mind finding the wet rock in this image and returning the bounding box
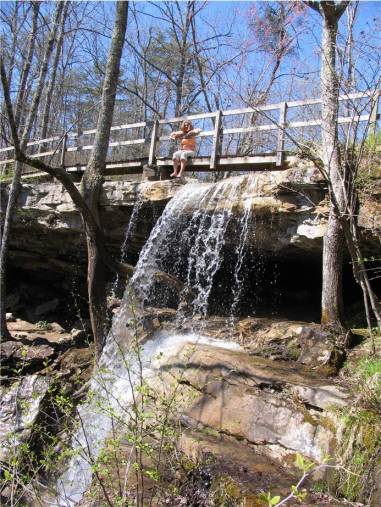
[157,343,349,465]
[6,313,16,322]
[0,374,51,462]
[7,169,379,277]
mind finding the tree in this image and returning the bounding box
[80,0,129,357]
[1,2,186,356]
[306,1,349,329]
[0,1,64,339]
[300,1,381,334]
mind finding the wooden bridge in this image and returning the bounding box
[0,90,379,179]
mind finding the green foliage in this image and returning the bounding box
[332,406,381,502]
[365,129,381,150]
[36,320,51,331]
[356,357,381,379]
[259,491,281,506]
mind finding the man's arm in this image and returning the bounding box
[169,130,184,140]
[183,128,202,138]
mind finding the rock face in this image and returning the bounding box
[0,375,52,462]
[3,179,183,275]
[3,167,379,280]
[159,341,348,464]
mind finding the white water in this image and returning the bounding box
[112,185,145,295]
[56,175,259,505]
[55,323,241,506]
[230,176,259,322]
[132,175,259,319]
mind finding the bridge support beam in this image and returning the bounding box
[148,119,159,167]
[210,110,222,170]
[276,102,288,167]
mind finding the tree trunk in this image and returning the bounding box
[0,2,63,339]
[80,0,128,357]
[319,11,346,329]
[14,2,40,128]
[39,2,69,141]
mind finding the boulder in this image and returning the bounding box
[156,342,349,465]
[0,375,51,462]
[188,316,346,373]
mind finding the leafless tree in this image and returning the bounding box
[0,1,64,339]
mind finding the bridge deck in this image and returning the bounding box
[60,154,298,176]
[0,89,379,179]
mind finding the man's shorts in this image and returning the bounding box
[172,150,196,161]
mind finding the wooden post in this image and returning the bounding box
[276,102,287,167]
[369,90,380,140]
[210,110,222,170]
[60,134,67,169]
[148,119,159,167]
[75,125,83,169]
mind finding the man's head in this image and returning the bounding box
[181,120,193,132]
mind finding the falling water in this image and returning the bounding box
[131,176,257,319]
[120,189,144,263]
[111,186,145,296]
[55,319,241,506]
[55,175,260,505]
[229,176,259,321]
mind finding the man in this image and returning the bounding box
[170,120,201,178]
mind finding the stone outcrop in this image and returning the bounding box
[0,317,94,469]
[2,166,380,279]
[0,374,52,462]
[157,341,348,463]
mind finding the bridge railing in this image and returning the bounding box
[0,89,379,176]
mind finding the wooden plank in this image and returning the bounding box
[222,104,282,116]
[158,130,214,142]
[158,111,217,125]
[0,145,16,153]
[224,125,277,135]
[61,134,67,168]
[148,119,159,166]
[276,102,288,166]
[82,121,146,136]
[156,155,279,167]
[65,160,145,174]
[210,110,222,170]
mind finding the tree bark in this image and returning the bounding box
[14,2,40,128]
[39,2,69,141]
[80,0,128,357]
[317,3,348,328]
[0,2,63,339]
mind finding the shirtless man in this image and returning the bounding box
[169,120,201,178]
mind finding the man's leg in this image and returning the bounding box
[171,155,180,177]
[178,158,187,177]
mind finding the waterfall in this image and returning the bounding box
[55,324,241,506]
[111,185,144,296]
[55,175,259,505]
[230,176,259,322]
[131,175,258,319]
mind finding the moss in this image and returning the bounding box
[331,407,381,503]
[210,475,267,506]
[286,343,301,360]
